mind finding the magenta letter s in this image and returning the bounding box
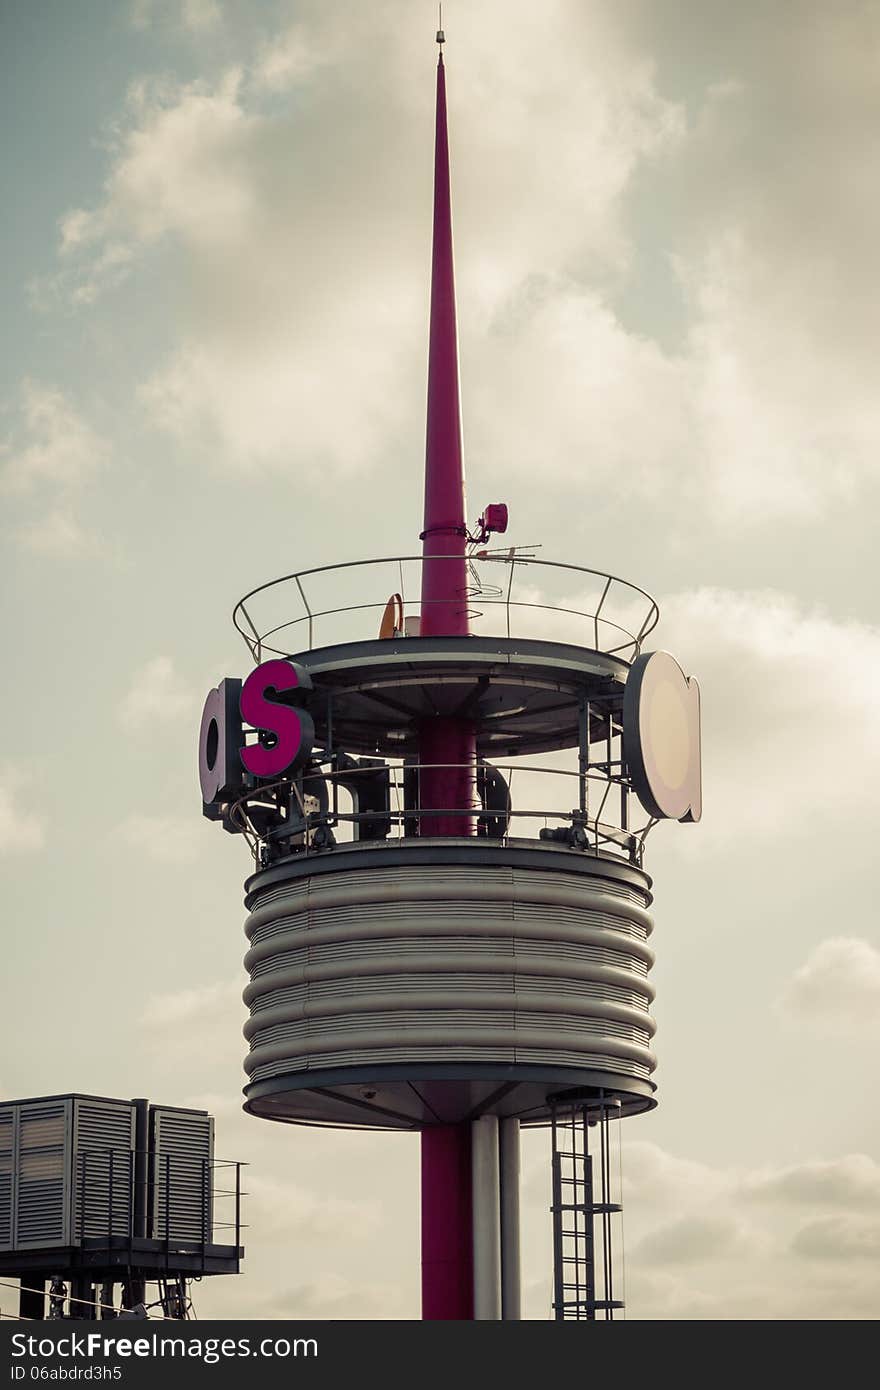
[239,660,314,778]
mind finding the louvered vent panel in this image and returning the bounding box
[0,1108,13,1250]
[15,1102,69,1248]
[151,1109,213,1243]
[73,1100,135,1241]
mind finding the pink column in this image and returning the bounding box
[421,1123,474,1320]
[418,47,478,1320]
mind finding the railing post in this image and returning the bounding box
[201,1156,208,1275]
[165,1152,171,1272]
[235,1163,241,1261]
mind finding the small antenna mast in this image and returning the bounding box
[437,5,445,48]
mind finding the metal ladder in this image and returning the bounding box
[551,1098,624,1320]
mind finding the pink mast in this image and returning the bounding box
[420,44,468,642]
[418,38,477,844]
[418,34,477,1321]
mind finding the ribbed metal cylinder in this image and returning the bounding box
[241,843,655,1127]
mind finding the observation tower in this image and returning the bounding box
[197,30,701,1321]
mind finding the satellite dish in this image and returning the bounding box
[623,650,702,822]
[379,593,404,639]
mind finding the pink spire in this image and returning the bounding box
[418,32,478,1325]
[420,48,469,638]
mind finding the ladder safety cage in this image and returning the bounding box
[551,1096,625,1321]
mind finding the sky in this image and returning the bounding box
[1,0,879,1321]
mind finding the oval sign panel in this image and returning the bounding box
[623,651,701,822]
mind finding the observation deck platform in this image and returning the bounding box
[223,553,663,1131]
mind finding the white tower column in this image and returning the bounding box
[500,1117,521,1320]
[471,1115,502,1319]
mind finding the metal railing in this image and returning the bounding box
[76,1149,245,1273]
[226,757,657,869]
[232,553,659,663]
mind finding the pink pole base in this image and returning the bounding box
[418,719,478,838]
[421,1123,474,1320]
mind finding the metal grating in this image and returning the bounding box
[73,1099,136,1241]
[151,1109,214,1244]
[15,1102,69,1248]
[0,1108,13,1248]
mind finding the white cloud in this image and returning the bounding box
[115,811,205,864]
[137,976,246,1077]
[603,1142,880,1319]
[778,938,880,1036]
[792,1216,880,1263]
[60,69,257,269]
[1,381,107,493]
[118,655,195,730]
[0,773,46,854]
[466,284,690,501]
[253,23,325,92]
[130,0,222,34]
[17,509,91,557]
[54,3,686,475]
[743,1153,880,1210]
[481,583,879,848]
[654,588,880,844]
[44,1,880,526]
[623,1139,728,1208]
[0,381,110,556]
[636,1212,758,1266]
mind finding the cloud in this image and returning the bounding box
[654,588,880,845]
[635,1212,757,1266]
[0,381,111,556]
[117,655,195,730]
[59,69,257,276]
[1,381,107,493]
[253,22,327,92]
[115,811,205,864]
[42,1,880,525]
[480,582,879,849]
[0,773,46,854]
[743,1153,880,1210]
[623,1140,728,1208]
[246,1174,380,1242]
[777,938,880,1036]
[233,1274,410,1321]
[130,0,222,35]
[610,1141,880,1318]
[140,976,243,1029]
[626,2,880,519]
[53,3,685,474]
[17,509,91,557]
[138,975,246,1072]
[792,1216,880,1263]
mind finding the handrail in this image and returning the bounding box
[231,553,659,663]
[224,758,654,870]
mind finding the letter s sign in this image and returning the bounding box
[240,659,315,779]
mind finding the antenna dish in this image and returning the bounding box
[379,593,404,639]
